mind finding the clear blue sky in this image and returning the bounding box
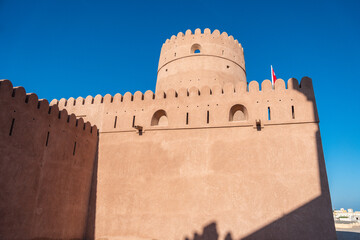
[1,0,359,210]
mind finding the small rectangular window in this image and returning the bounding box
[114,116,117,128]
[9,118,15,136]
[73,141,77,156]
[268,107,271,120]
[292,106,295,119]
[45,131,50,146]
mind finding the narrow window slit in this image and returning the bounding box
[186,112,189,125]
[114,116,117,128]
[292,105,295,119]
[9,118,15,136]
[132,116,135,127]
[207,111,209,124]
[268,107,271,120]
[73,141,77,156]
[45,131,50,146]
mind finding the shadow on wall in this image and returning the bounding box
[184,222,225,240]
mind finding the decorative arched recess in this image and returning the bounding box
[151,110,168,126]
[229,104,248,121]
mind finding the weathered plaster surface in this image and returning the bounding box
[0,28,336,240]
[0,80,98,239]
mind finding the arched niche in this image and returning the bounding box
[229,104,248,122]
[151,110,168,126]
[191,43,201,54]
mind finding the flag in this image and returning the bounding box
[271,65,277,86]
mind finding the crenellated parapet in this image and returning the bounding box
[156,28,246,92]
[51,77,318,134]
[0,80,98,136]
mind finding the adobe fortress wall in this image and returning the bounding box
[52,77,335,239]
[0,80,98,240]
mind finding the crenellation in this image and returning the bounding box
[0,79,13,96]
[94,94,103,104]
[59,98,67,108]
[104,94,113,103]
[68,113,77,125]
[165,88,177,98]
[288,77,299,90]
[113,93,123,102]
[49,98,58,106]
[189,86,200,97]
[249,81,259,92]
[53,78,318,134]
[76,96,85,105]
[12,86,26,100]
[38,99,49,112]
[275,78,286,92]
[261,79,272,92]
[67,97,76,106]
[134,91,143,101]
[155,90,165,99]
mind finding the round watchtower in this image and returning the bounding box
[156,28,246,92]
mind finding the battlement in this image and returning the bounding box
[0,80,97,136]
[52,78,314,107]
[51,77,317,133]
[156,28,247,91]
[159,28,244,69]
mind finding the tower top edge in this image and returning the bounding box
[162,28,243,49]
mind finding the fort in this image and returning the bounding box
[0,28,336,239]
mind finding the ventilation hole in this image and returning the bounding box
[268,107,271,120]
[226,65,230,68]
[166,69,168,72]
[207,111,209,124]
[45,131,50,146]
[186,112,189,125]
[114,116,117,128]
[73,141,77,156]
[132,116,135,127]
[191,43,201,54]
[292,106,295,119]
[9,118,15,136]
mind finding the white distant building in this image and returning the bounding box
[333,208,360,223]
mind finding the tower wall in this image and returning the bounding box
[156,29,246,92]
[0,80,98,239]
[53,78,336,240]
